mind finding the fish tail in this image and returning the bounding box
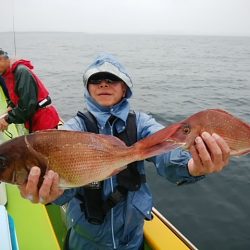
[133,123,182,160]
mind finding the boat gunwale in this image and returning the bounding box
[152,207,198,250]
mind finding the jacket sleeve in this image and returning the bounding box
[6,65,38,124]
[137,112,205,185]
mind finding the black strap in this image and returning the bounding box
[102,186,127,214]
[76,186,105,225]
[77,111,99,133]
[113,112,143,191]
[37,96,51,109]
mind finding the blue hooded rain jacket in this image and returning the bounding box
[54,53,203,250]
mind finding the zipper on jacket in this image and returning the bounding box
[110,178,117,249]
[110,119,117,249]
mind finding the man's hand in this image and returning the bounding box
[19,166,64,204]
[0,117,9,131]
[188,132,230,176]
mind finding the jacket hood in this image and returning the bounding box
[84,89,130,129]
[83,53,133,99]
[82,53,132,128]
[11,59,34,72]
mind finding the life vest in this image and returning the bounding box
[2,59,60,131]
[75,111,146,225]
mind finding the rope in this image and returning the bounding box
[12,0,17,56]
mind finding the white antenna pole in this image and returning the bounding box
[12,0,17,56]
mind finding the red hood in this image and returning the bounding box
[11,59,34,72]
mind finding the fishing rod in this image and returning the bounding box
[12,0,17,56]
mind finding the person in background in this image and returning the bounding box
[19,53,230,250]
[0,49,60,133]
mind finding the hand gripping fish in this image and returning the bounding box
[169,109,250,156]
[0,109,249,188]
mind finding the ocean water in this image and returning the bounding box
[1,32,250,250]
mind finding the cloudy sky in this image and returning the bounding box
[1,0,250,36]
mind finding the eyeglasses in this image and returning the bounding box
[88,78,121,85]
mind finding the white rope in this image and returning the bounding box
[12,0,17,56]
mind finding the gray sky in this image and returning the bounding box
[1,0,250,36]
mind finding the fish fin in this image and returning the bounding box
[108,165,127,177]
[58,184,79,189]
[135,141,183,160]
[208,109,233,115]
[95,134,126,147]
[133,123,180,151]
[131,123,182,160]
[58,177,80,189]
[230,149,250,156]
[33,129,127,145]
[135,123,181,149]
[209,109,250,131]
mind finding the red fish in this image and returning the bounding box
[168,109,250,156]
[0,109,248,188]
[0,124,179,188]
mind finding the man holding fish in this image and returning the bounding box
[18,54,231,250]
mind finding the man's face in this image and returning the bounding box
[88,79,127,107]
[0,56,10,74]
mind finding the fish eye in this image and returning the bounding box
[183,124,191,134]
[0,156,7,169]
